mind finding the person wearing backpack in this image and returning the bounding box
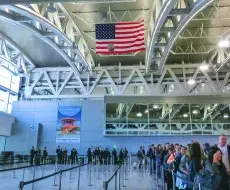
[188,142,202,189]
[205,146,229,190]
[176,146,188,190]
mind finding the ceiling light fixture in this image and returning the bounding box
[187,79,195,85]
[145,109,149,113]
[183,113,188,118]
[223,114,229,118]
[218,39,230,48]
[137,112,142,117]
[192,110,198,114]
[153,105,159,109]
[200,63,209,71]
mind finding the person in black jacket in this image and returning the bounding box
[87,148,92,163]
[43,147,48,164]
[70,148,75,165]
[63,148,68,164]
[56,146,61,164]
[30,146,35,165]
[119,148,124,164]
[188,142,202,189]
[205,146,230,190]
[112,148,117,165]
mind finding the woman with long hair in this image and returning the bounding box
[205,146,229,190]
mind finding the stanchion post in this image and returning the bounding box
[88,163,93,187]
[156,161,159,188]
[32,165,36,190]
[58,171,62,190]
[172,171,176,190]
[52,163,58,186]
[118,167,121,190]
[77,165,81,190]
[97,160,100,180]
[13,170,16,179]
[115,171,117,190]
[19,181,24,190]
[22,168,25,181]
[161,166,165,190]
[103,181,108,190]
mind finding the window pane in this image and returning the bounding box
[0,67,11,89]
[0,90,8,102]
[7,104,12,114]
[0,101,7,112]
[11,75,20,93]
[9,94,17,104]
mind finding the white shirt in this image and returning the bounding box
[218,145,230,171]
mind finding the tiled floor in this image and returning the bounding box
[0,163,161,190]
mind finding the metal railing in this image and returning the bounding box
[103,156,130,190]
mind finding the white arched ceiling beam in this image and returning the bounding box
[0,32,35,75]
[29,3,95,70]
[146,0,215,74]
[0,5,89,92]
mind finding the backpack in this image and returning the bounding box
[193,172,221,190]
[173,155,182,172]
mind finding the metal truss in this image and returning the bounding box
[171,42,216,55]
[146,0,215,74]
[30,3,95,69]
[0,32,35,75]
[24,63,230,99]
[104,123,227,136]
[0,4,92,78]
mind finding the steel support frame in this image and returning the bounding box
[146,0,215,74]
[104,123,226,136]
[0,4,92,76]
[24,63,230,99]
[0,32,35,75]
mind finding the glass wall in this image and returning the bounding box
[105,103,230,136]
[0,67,20,114]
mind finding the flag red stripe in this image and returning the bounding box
[115,33,144,39]
[96,43,145,49]
[96,48,146,55]
[115,23,144,30]
[96,37,144,45]
[115,28,144,35]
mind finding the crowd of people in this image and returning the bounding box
[137,134,230,190]
[29,146,48,165]
[87,147,128,164]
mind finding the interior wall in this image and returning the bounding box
[6,99,225,155]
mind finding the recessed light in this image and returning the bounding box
[153,105,158,109]
[223,114,229,118]
[200,64,209,71]
[137,112,142,117]
[187,79,195,85]
[192,110,198,114]
[183,113,188,118]
[218,40,230,48]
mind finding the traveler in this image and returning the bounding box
[30,146,35,165]
[43,147,48,164]
[56,146,61,164]
[87,148,92,163]
[205,146,229,190]
[218,134,230,175]
[188,142,202,189]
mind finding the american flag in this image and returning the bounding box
[95,20,145,55]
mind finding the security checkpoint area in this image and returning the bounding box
[0,0,230,189]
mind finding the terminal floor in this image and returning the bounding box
[0,164,159,190]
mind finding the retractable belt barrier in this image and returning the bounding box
[18,157,94,190]
[103,156,130,190]
[145,158,208,190]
